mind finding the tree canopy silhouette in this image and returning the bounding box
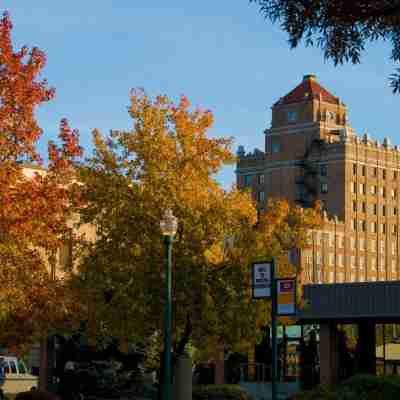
[251,0,400,93]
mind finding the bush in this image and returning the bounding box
[288,385,336,400]
[290,374,400,400]
[338,374,400,400]
[193,384,253,400]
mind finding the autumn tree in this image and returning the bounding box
[77,90,321,373]
[0,11,82,353]
[250,0,400,93]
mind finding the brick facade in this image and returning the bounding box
[236,74,400,283]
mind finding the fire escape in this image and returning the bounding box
[295,138,327,208]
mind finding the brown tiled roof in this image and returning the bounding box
[276,75,339,106]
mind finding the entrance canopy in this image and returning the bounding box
[298,281,400,322]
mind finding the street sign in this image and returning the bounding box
[252,262,272,299]
[277,279,296,316]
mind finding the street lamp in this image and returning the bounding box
[160,209,178,400]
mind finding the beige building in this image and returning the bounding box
[236,74,400,284]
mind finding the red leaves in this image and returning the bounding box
[0,12,55,163]
[48,119,82,172]
[0,12,83,349]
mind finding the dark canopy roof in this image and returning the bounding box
[298,281,400,322]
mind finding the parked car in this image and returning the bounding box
[0,356,38,394]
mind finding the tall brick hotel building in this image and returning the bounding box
[236,74,400,284]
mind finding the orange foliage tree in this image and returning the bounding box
[0,12,82,351]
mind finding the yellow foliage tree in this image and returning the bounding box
[77,90,321,365]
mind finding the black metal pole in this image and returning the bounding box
[163,235,173,400]
[271,258,278,400]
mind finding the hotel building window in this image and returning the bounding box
[258,174,265,185]
[373,167,377,177]
[353,201,357,212]
[371,185,377,195]
[272,139,280,153]
[352,182,357,193]
[350,237,356,249]
[392,242,396,256]
[380,260,386,272]
[328,232,334,247]
[380,240,385,254]
[362,202,366,213]
[371,222,377,233]
[244,175,253,185]
[371,258,377,270]
[382,205,386,216]
[373,204,377,215]
[352,219,357,231]
[353,164,357,175]
[392,259,397,273]
[383,169,386,180]
[287,110,297,122]
[371,239,376,252]
[360,257,365,269]
[362,165,366,176]
[359,238,365,251]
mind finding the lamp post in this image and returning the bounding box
[160,209,178,400]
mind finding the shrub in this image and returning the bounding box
[290,374,400,400]
[338,374,400,400]
[193,384,253,400]
[288,385,336,400]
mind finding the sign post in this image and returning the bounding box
[270,259,278,400]
[252,259,296,400]
[251,262,271,299]
[277,279,297,316]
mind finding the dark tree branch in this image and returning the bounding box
[250,0,400,94]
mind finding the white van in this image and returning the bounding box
[0,356,38,394]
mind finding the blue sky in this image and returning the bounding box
[3,1,399,188]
